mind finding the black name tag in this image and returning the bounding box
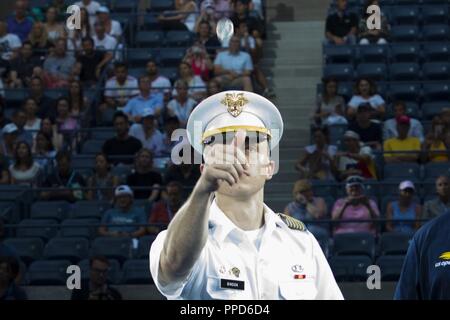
[220,279,245,290]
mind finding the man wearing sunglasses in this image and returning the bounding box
[150,91,343,300]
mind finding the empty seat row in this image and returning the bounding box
[134,31,195,48]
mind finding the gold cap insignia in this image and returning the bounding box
[221,93,249,117]
[231,267,240,278]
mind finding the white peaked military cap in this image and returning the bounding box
[186,91,284,153]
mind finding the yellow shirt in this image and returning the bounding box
[383,137,421,158]
[429,141,449,162]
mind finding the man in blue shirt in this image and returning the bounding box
[123,75,163,123]
[98,185,147,238]
[394,211,450,300]
[7,1,34,42]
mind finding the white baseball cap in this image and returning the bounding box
[399,180,415,191]
[115,185,134,197]
[96,6,110,14]
[2,123,19,134]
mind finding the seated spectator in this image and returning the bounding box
[123,75,164,123]
[284,179,328,234]
[386,180,421,234]
[335,130,377,180]
[206,78,221,97]
[7,0,34,42]
[92,22,117,62]
[296,127,337,180]
[23,98,41,136]
[214,35,253,92]
[28,77,55,119]
[45,0,69,20]
[104,62,139,110]
[9,41,42,88]
[0,124,20,157]
[0,156,10,184]
[423,175,450,221]
[231,0,264,40]
[32,131,56,169]
[74,37,108,86]
[55,97,78,133]
[147,181,185,234]
[314,77,346,126]
[43,6,66,43]
[200,0,232,20]
[164,148,200,187]
[421,116,449,163]
[0,21,22,61]
[0,219,17,257]
[11,110,33,146]
[358,0,390,45]
[74,0,101,27]
[71,255,122,300]
[347,78,385,120]
[86,152,119,202]
[43,38,76,88]
[95,6,122,39]
[40,150,86,202]
[167,79,198,128]
[102,112,142,165]
[325,0,357,45]
[196,20,221,57]
[39,117,63,151]
[9,141,41,186]
[129,109,165,157]
[161,116,181,156]
[383,115,420,163]
[348,103,382,150]
[145,59,171,99]
[157,0,198,32]
[67,7,91,53]
[184,44,213,82]
[68,80,90,120]
[0,256,27,300]
[27,22,51,54]
[98,185,147,238]
[383,101,424,142]
[331,175,380,235]
[176,62,207,101]
[126,148,162,201]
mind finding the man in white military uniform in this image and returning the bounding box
[149,91,343,300]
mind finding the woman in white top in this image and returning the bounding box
[167,79,198,128]
[44,6,67,43]
[314,78,346,126]
[347,78,386,120]
[23,98,42,138]
[158,0,198,32]
[9,141,42,187]
[175,61,207,101]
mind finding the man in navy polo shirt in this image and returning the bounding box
[325,0,358,45]
[7,0,33,42]
[394,211,450,299]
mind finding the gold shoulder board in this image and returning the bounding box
[277,213,307,231]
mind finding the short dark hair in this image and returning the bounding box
[166,181,183,192]
[81,37,94,46]
[165,116,180,125]
[22,40,32,47]
[114,61,128,70]
[112,111,129,123]
[56,150,71,163]
[90,255,110,268]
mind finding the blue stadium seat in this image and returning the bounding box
[357,45,388,63]
[332,232,375,258]
[388,6,419,25]
[328,124,348,145]
[311,180,337,198]
[82,140,104,155]
[3,238,44,266]
[137,235,157,259]
[27,260,71,285]
[310,228,329,257]
[165,31,194,47]
[122,259,153,284]
[4,89,27,108]
[423,43,450,62]
[159,48,186,67]
[423,162,450,182]
[128,49,159,68]
[422,25,450,42]
[135,31,164,47]
[329,255,373,281]
[422,5,449,24]
[323,64,354,81]
[383,163,420,180]
[17,219,59,242]
[390,25,420,42]
[140,15,160,31]
[43,237,90,263]
[78,258,122,284]
[388,63,420,81]
[379,232,411,255]
[422,62,450,80]
[422,101,450,120]
[91,128,116,140]
[30,201,70,222]
[376,255,405,281]
[72,155,94,170]
[111,0,137,13]
[0,202,18,224]
[71,201,111,220]
[60,218,100,239]
[337,82,354,101]
[389,43,420,62]
[128,67,145,79]
[356,63,387,81]
[324,45,354,63]
[388,82,420,102]
[151,0,175,11]
[111,165,133,181]
[91,237,132,263]
[159,67,178,82]
[422,83,450,102]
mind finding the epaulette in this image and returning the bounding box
[277,213,307,231]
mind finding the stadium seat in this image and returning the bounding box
[111,0,137,13]
[159,67,178,82]
[43,237,90,263]
[357,45,388,63]
[122,259,153,284]
[3,238,44,266]
[309,228,329,257]
[323,64,354,81]
[329,255,373,281]
[376,255,405,281]
[422,62,450,80]
[311,180,337,198]
[388,82,420,102]
[111,165,133,181]
[423,43,450,62]
[91,237,133,263]
[333,232,375,258]
[328,124,347,145]
[127,49,159,68]
[159,48,186,67]
[136,235,157,259]
[60,218,100,239]
[140,15,160,31]
[151,0,175,11]
[81,140,104,155]
[16,219,59,242]
[383,163,420,180]
[388,63,420,81]
[356,63,387,81]
[389,43,420,62]
[379,232,411,255]
[165,31,194,47]
[422,83,450,102]
[71,201,111,220]
[78,258,122,284]
[72,155,94,170]
[128,67,145,79]
[422,5,449,24]
[388,6,419,25]
[30,201,70,222]
[422,25,450,42]
[422,101,450,120]
[390,25,419,42]
[27,260,72,285]
[324,45,354,63]
[135,31,164,47]
[4,89,27,108]
[337,82,354,101]
[423,162,450,182]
